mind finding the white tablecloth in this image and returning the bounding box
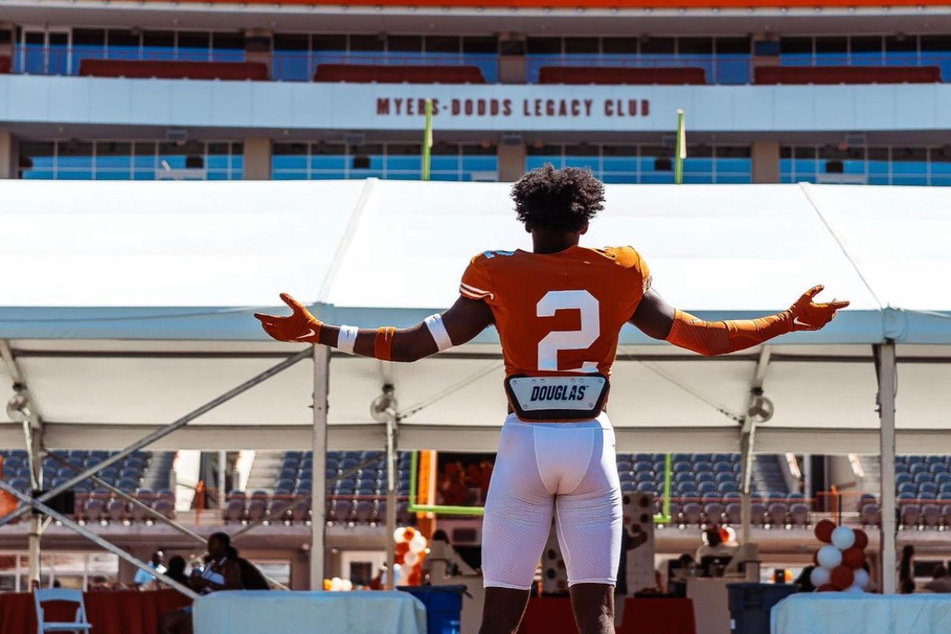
[193,591,427,634]
[772,594,951,634]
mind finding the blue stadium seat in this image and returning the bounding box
[914,472,933,484]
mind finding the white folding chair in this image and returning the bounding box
[33,588,93,634]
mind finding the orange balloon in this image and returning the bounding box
[395,542,410,560]
[816,584,836,593]
[814,519,836,543]
[407,570,421,586]
[852,529,869,551]
[842,547,865,570]
[830,565,854,591]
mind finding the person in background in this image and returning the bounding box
[134,550,166,589]
[159,533,242,634]
[794,566,816,592]
[165,556,189,587]
[924,564,951,593]
[422,530,476,583]
[695,527,736,561]
[898,544,915,592]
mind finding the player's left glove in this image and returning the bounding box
[788,285,850,331]
[254,293,322,343]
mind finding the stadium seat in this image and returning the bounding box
[703,502,724,524]
[922,504,941,528]
[681,503,702,526]
[861,503,882,526]
[725,503,742,525]
[750,503,767,525]
[900,504,921,528]
[754,65,941,85]
[767,503,788,526]
[538,66,706,85]
[314,64,486,84]
[106,498,128,523]
[269,496,292,523]
[79,59,269,81]
[788,503,809,526]
[899,483,918,495]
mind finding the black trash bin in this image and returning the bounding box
[398,584,467,634]
[727,583,798,634]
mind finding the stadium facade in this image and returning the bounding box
[3,1,951,185]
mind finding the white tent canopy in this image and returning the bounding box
[1,180,950,454]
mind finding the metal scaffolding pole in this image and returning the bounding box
[0,348,311,529]
[740,347,771,544]
[385,413,398,591]
[0,478,199,599]
[876,341,898,595]
[310,345,330,590]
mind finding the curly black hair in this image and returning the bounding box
[511,164,605,232]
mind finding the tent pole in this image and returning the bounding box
[385,412,398,590]
[0,478,200,599]
[218,451,227,511]
[1,339,46,587]
[876,341,897,595]
[310,345,330,590]
[740,347,771,544]
[0,348,312,529]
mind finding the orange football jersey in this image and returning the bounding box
[459,246,651,378]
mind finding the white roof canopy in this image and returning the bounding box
[1,180,949,453]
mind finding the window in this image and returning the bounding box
[19,140,242,180]
[272,142,496,181]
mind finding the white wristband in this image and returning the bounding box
[424,314,453,352]
[337,325,359,355]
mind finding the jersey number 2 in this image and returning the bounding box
[536,290,600,373]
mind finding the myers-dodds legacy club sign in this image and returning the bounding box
[376,96,650,119]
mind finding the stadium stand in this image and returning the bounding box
[537,66,706,85]
[313,64,486,84]
[754,65,941,85]
[0,449,170,524]
[78,60,269,81]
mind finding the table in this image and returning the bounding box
[772,594,951,634]
[0,589,191,634]
[518,596,697,634]
[192,590,427,634]
[686,578,733,634]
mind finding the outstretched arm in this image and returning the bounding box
[630,285,849,357]
[254,293,494,362]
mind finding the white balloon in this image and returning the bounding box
[817,545,843,569]
[404,550,420,566]
[845,584,865,593]
[831,526,856,550]
[853,568,870,590]
[810,566,831,588]
[393,527,408,543]
[409,533,428,554]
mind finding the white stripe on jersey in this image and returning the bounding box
[460,282,494,300]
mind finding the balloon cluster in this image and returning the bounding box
[323,577,355,591]
[393,526,429,586]
[810,520,870,593]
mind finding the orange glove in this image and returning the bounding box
[667,285,849,356]
[254,293,322,343]
[788,285,850,331]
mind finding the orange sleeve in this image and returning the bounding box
[459,253,495,303]
[666,309,793,357]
